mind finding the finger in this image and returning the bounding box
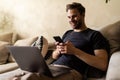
[56,45,61,49]
[59,43,64,45]
[65,40,71,44]
[12,77,21,80]
[57,46,65,49]
[14,72,26,77]
[55,42,59,45]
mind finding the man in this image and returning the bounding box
[10,2,109,80]
[52,2,110,78]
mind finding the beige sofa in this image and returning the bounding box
[0,32,18,74]
[87,20,120,80]
[0,20,120,80]
[101,21,120,80]
[0,33,48,74]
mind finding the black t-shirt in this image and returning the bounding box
[53,28,110,77]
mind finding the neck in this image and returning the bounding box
[74,26,88,32]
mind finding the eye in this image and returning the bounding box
[67,16,71,19]
[72,15,77,18]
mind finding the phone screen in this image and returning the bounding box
[53,36,63,43]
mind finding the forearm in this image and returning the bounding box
[52,50,61,59]
[73,48,108,71]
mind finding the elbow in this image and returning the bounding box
[52,52,59,60]
[101,57,109,71]
[52,55,57,60]
[101,62,108,71]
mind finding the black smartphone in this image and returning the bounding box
[53,36,63,43]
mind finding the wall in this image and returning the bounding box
[0,0,120,42]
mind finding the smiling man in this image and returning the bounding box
[52,2,110,79]
[9,2,110,80]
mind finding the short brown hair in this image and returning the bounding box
[66,2,85,15]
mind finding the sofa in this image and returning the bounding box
[0,20,120,80]
[0,32,18,74]
[86,20,120,80]
[0,33,48,74]
[101,21,120,80]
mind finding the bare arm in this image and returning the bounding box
[55,41,108,71]
[52,49,61,59]
[73,48,108,71]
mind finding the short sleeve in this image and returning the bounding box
[62,30,73,40]
[91,31,110,53]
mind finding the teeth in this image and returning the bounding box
[72,23,75,25]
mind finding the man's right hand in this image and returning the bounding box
[52,42,65,59]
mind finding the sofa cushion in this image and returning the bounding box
[14,36,38,46]
[106,51,120,80]
[8,53,15,62]
[100,20,120,55]
[0,62,18,74]
[12,33,18,44]
[42,36,48,58]
[0,32,13,43]
[0,41,11,64]
[31,36,48,58]
[8,36,38,62]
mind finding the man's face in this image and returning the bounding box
[67,9,84,29]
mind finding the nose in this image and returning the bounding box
[69,17,74,22]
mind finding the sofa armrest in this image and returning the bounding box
[0,62,18,74]
[106,51,120,80]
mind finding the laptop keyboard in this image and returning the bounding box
[48,65,72,77]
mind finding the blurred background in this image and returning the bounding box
[0,0,120,42]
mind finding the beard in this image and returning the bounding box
[70,20,82,29]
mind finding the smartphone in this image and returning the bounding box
[53,36,63,43]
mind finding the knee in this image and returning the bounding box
[21,73,40,80]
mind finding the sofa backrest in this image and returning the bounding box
[100,20,120,55]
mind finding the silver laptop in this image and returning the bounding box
[7,46,71,77]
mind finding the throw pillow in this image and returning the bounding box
[0,32,13,43]
[0,41,11,64]
[8,36,38,62]
[12,33,18,44]
[31,36,48,58]
[42,36,48,57]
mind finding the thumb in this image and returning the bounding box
[65,40,70,44]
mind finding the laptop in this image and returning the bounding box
[7,46,71,77]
